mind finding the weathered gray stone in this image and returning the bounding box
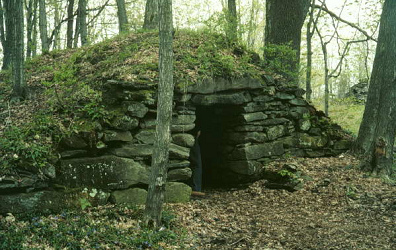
[60,150,88,159]
[0,189,109,214]
[174,94,192,102]
[192,92,251,105]
[279,136,298,148]
[169,144,190,159]
[333,140,352,150]
[104,130,133,142]
[171,124,195,132]
[240,112,268,123]
[306,150,325,157]
[289,107,310,119]
[0,176,48,194]
[242,102,269,113]
[289,99,308,106]
[228,132,268,144]
[124,102,149,118]
[187,77,263,94]
[252,95,273,102]
[275,92,295,100]
[172,133,195,147]
[231,142,284,160]
[253,118,290,126]
[111,144,153,158]
[165,182,191,203]
[167,168,192,181]
[62,134,88,149]
[233,125,264,132]
[299,119,311,131]
[228,161,262,175]
[135,129,156,144]
[308,127,322,136]
[172,114,196,125]
[168,160,190,169]
[140,118,156,129]
[111,116,139,130]
[297,133,328,148]
[266,125,286,141]
[110,188,147,205]
[58,156,148,189]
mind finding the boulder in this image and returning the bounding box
[0,189,109,214]
[60,150,88,159]
[333,140,352,150]
[171,124,195,132]
[110,188,147,205]
[62,134,87,149]
[228,161,262,175]
[289,99,308,106]
[192,92,251,106]
[0,176,48,194]
[169,144,190,159]
[231,142,284,160]
[239,112,268,123]
[58,156,148,189]
[228,132,268,144]
[266,125,286,141]
[124,102,149,118]
[135,129,156,144]
[172,133,195,147]
[172,114,196,125]
[233,125,265,132]
[299,119,311,131]
[165,182,191,203]
[104,130,133,142]
[297,133,328,148]
[111,144,153,158]
[275,92,295,100]
[167,168,192,181]
[110,115,139,130]
[168,160,190,169]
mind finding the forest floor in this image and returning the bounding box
[170,154,396,249]
[1,155,395,249]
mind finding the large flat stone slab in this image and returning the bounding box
[187,77,264,94]
[58,156,148,189]
[231,142,284,160]
[192,91,252,106]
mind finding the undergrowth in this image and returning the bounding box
[0,206,186,249]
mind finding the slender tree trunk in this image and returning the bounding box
[0,0,6,64]
[10,0,26,99]
[73,3,80,48]
[227,0,237,42]
[39,0,48,52]
[305,0,315,101]
[25,0,38,58]
[53,0,61,49]
[78,0,88,46]
[116,0,128,34]
[353,0,396,177]
[143,0,159,30]
[2,0,13,70]
[264,0,310,73]
[32,6,38,57]
[144,0,174,227]
[66,0,74,48]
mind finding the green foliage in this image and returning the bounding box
[0,207,186,249]
[278,169,296,178]
[0,113,58,171]
[262,43,297,80]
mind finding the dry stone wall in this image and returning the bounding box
[0,75,351,214]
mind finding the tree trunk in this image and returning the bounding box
[352,0,396,178]
[8,0,26,99]
[78,0,88,46]
[116,0,128,34]
[143,0,159,30]
[227,0,237,42]
[144,0,173,227]
[2,0,14,70]
[0,0,7,65]
[26,0,38,58]
[305,0,315,101]
[39,0,48,52]
[53,0,61,49]
[73,2,80,48]
[66,0,74,48]
[264,0,309,73]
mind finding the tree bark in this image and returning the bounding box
[264,0,309,74]
[66,0,74,48]
[352,0,396,178]
[78,0,88,46]
[2,0,14,70]
[52,0,61,49]
[25,0,38,58]
[143,0,159,30]
[144,0,173,227]
[116,0,128,34]
[227,0,237,42]
[39,0,49,52]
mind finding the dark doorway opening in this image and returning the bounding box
[194,105,235,189]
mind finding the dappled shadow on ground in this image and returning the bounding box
[170,155,395,249]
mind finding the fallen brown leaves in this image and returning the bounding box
[169,155,396,249]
